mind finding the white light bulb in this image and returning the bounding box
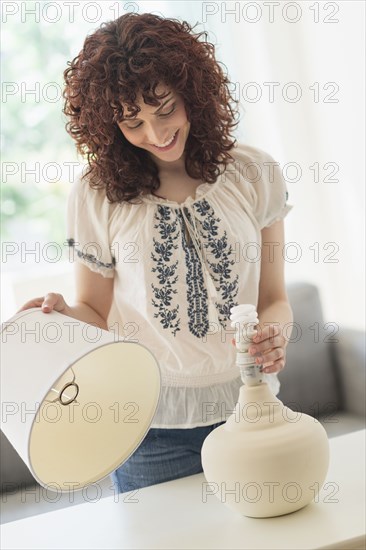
[230,304,263,386]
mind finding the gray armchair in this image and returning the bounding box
[279,282,365,437]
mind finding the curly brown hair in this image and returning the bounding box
[62,12,240,204]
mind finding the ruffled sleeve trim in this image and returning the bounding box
[66,238,115,278]
[264,200,294,228]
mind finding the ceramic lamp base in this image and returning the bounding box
[201,383,330,518]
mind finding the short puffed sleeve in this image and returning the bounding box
[228,142,293,229]
[65,172,116,278]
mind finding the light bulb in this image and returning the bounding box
[230,304,262,386]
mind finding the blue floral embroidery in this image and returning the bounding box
[178,207,210,338]
[150,200,240,338]
[193,199,239,326]
[66,238,115,270]
[150,206,181,336]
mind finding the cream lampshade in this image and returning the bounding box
[201,304,330,518]
[0,307,161,493]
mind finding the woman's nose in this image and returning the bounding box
[143,123,170,145]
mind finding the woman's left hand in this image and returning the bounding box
[231,323,287,374]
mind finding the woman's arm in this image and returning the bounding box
[18,262,114,331]
[253,219,293,374]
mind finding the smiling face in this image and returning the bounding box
[117,83,190,170]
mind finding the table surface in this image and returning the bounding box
[1,429,365,550]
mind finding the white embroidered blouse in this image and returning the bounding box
[66,142,293,428]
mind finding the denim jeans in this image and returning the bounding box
[110,422,225,494]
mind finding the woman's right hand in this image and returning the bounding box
[16,293,71,315]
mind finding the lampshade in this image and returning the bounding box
[0,308,161,492]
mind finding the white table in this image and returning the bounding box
[1,430,365,550]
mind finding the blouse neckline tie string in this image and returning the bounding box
[180,204,220,327]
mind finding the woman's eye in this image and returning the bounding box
[126,122,143,130]
[126,105,176,130]
[160,106,176,117]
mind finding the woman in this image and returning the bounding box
[19,12,293,493]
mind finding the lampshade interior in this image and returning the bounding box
[28,342,160,492]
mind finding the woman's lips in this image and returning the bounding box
[151,129,179,151]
